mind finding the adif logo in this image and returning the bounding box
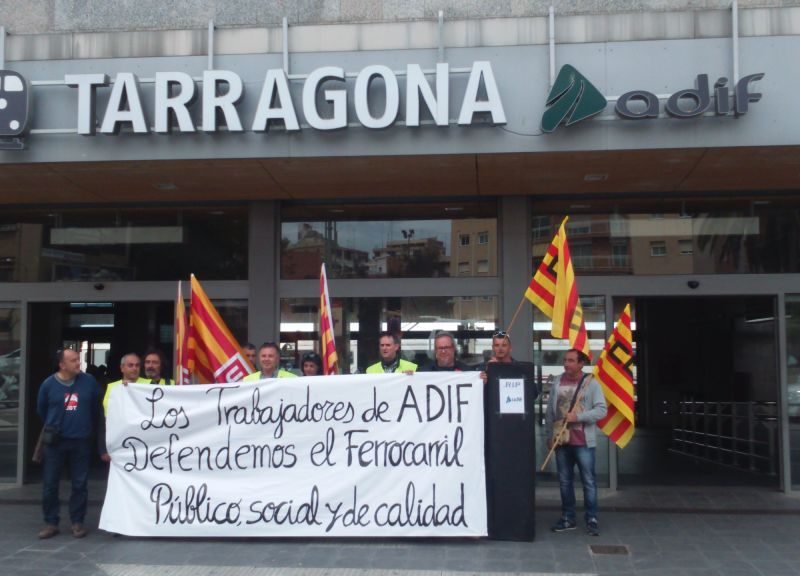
[0,70,32,137]
[541,65,607,133]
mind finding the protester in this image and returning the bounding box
[366,331,417,374]
[301,351,323,376]
[103,353,148,415]
[143,349,173,384]
[243,342,297,380]
[480,331,514,383]
[243,342,257,370]
[419,331,470,372]
[36,348,108,539]
[545,349,607,536]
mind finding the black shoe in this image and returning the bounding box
[586,518,600,536]
[551,518,577,532]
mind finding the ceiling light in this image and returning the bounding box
[154,182,177,190]
[583,173,608,182]
[444,207,464,212]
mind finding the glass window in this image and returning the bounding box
[787,296,800,488]
[0,306,20,479]
[611,243,629,268]
[279,296,498,374]
[477,259,489,274]
[532,195,800,275]
[281,200,497,280]
[0,206,247,281]
[650,241,667,257]
[478,232,489,245]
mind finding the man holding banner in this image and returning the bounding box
[545,349,606,536]
[243,342,297,380]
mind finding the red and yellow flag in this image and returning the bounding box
[174,280,190,385]
[525,216,590,357]
[188,274,252,383]
[594,304,636,448]
[320,263,339,375]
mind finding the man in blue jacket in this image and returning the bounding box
[36,348,108,539]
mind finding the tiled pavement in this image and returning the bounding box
[1,482,800,576]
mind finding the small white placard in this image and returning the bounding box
[499,378,525,414]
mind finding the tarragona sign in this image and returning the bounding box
[1,61,765,138]
[65,63,506,135]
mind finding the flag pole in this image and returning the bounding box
[540,379,588,471]
[504,293,528,333]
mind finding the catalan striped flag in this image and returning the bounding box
[524,216,591,357]
[319,263,339,375]
[174,280,190,385]
[594,304,635,448]
[188,274,252,383]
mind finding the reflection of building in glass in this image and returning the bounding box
[451,219,497,319]
[629,214,694,274]
[531,215,634,276]
[0,223,51,282]
[282,223,369,279]
[368,236,447,277]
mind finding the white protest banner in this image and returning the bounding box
[100,372,486,537]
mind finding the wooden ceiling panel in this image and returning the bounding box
[0,146,798,206]
[478,149,706,196]
[261,155,478,199]
[0,164,99,204]
[47,159,290,202]
[679,146,800,192]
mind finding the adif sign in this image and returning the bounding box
[65,62,506,135]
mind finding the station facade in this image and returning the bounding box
[1,1,799,491]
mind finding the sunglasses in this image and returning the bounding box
[493,331,511,341]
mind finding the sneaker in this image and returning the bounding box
[586,518,600,536]
[38,524,59,539]
[551,518,577,532]
[71,523,87,538]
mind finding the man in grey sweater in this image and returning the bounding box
[545,348,607,536]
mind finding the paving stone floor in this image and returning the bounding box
[2,483,799,576]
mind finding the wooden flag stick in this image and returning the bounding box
[504,293,528,333]
[540,379,587,471]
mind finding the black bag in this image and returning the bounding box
[41,425,60,446]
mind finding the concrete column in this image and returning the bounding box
[500,196,532,362]
[248,201,279,344]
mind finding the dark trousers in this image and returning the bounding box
[42,437,91,526]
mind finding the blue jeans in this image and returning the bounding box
[555,445,598,523]
[42,438,91,526]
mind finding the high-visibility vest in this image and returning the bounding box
[366,358,418,374]
[242,369,297,381]
[103,377,151,415]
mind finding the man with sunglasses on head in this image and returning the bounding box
[419,331,470,372]
[244,342,297,380]
[479,331,515,383]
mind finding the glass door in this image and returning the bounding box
[617,296,779,486]
[0,305,21,480]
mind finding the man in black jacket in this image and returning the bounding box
[420,331,470,372]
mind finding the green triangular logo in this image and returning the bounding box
[541,65,607,133]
